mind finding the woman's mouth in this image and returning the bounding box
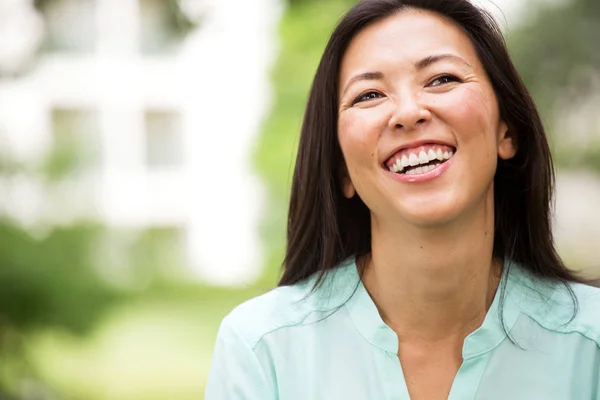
[384,145,456,176]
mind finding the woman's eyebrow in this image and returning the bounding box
[415,53,472,70]
[341,71,384,97]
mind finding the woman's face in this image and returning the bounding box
[337,9,516,228]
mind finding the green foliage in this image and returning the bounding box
[253,0,357,285]
[509,0,600,173]
[553,145,600,173]
[0,221,120,334]
[510,0,600,102]
[0,138,119,397]
[0,219,122,397]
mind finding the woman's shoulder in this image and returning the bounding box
[221,279,317,349]
[565,280,600,335]
[525,275,600,347]
[220,262,359,349]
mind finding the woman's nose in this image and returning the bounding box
[388,92,431,131]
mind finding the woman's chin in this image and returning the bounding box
[393,202,466,229]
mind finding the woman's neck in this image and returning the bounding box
[362,199,502,345]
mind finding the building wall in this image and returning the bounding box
[0,0,283,285]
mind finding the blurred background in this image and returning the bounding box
[0,0,598,398]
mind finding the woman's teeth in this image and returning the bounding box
[388,149,454,174]
[404,163,441,175]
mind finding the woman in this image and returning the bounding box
[206,0,600,398]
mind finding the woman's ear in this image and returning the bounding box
[497,121,518,160]
[339,162,356,199]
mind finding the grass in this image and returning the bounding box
[28,286,265,399]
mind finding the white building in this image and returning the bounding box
[0,0,282,285]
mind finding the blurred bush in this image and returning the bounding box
[509,0,600,172]
[0,153,122,398]
[0,221,118,334]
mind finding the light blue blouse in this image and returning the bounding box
[205,259,600,399]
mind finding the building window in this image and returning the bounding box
[139,0,194,55]
[50,108,101,176]
[36,0,96,53]
[144,110,183,168]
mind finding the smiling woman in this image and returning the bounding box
[205,1,600,399]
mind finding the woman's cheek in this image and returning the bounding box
[339,113,377,157]
[437,88,496,140]
[435,89,477,119]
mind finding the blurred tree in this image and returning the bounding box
[0,221,118,334]
[253,0,357,286]
[0,1,205,398]
[0,155,122,397]
[511,0,600,103]
[509,0,600,172]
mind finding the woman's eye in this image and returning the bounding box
[353,91,383,105]
[429,74,460,87]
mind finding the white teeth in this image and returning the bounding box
[390,149,454,175]
[406,162,441,175]
[401,155,409,167]
[395,158,403,172]
[427,149,437,162]
[388,159,404,173]
[409,153,419,166]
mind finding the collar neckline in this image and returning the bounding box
[342,259,525,356]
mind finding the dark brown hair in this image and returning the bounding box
[279,0,582,289]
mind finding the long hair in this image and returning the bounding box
[279,0,582,289]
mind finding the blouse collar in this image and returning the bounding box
[339,258,528,356]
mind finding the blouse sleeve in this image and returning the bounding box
[204,316,274,400]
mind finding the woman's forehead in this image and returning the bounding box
[339,9,481,82]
